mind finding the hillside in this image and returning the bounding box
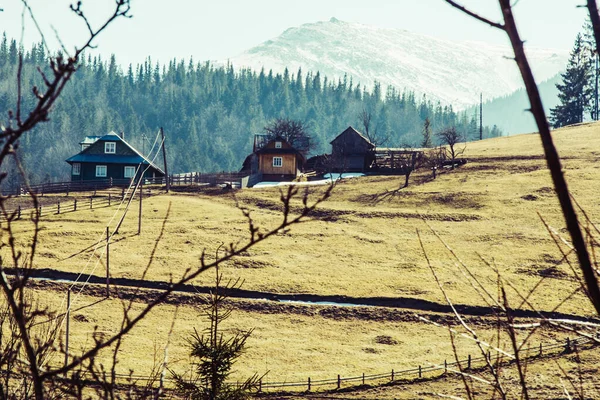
[8,122,600,396]
[230,18,567,110]
[467,74,562,135]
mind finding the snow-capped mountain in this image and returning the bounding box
[229,18,567,109]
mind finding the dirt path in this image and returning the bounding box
[13,268,593,325]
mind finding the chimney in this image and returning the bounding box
[120,131,125,140]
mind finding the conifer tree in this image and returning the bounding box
[550,33,592,128]
[171,265,259,400]
[583,18,599,120]
[421,117,433,148]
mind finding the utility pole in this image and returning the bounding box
[595,54,598,120]
[160,127,170,192]
[106,227,110,297]
[479,93,483,140]
[64,288,71,368]
[138,177,143,235]
[141,133,148,155]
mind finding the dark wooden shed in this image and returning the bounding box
[330,126,375,172]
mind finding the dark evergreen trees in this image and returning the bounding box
[550,34,593,128]
[0,33,502,188]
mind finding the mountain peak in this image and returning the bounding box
[230,21,567,109]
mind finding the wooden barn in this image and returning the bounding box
[65,131,165,182]
[241,135,305,182]
[330,126,375,172]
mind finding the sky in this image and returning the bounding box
[0,0,590,68]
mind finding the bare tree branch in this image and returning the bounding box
[443,0,505,30]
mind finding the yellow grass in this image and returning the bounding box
[3,122,600,395]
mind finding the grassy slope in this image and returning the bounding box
[6,122,600,393]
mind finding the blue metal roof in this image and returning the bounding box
[65,153,152,165]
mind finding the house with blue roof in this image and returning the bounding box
[65,132,165,182]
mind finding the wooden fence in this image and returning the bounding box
[0,194,122,222]
[253,335,593,392]
[35,330,593,392]
[15,178,133,197]
[8,172,250,197]
[167,172,248,187]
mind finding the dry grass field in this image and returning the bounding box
[5,122,600,397]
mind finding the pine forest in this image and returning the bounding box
[0,34,502,187]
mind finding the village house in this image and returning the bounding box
[241,134,305,182]
[66,131,165,182]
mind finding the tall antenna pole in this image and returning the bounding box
[64,288,71,368]
[479,93,483,140]
[595,54,598,120]
[138,177,143,235]
[160,127,170,192]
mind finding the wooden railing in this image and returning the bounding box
[5,172,251,197]
[19,178,133,196]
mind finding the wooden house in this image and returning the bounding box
[330,126,375,172]
[241,135,305,182]
[65,131,165,182]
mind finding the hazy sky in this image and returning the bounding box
[0,0,588,67]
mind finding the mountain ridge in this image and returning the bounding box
[228,18,567,110]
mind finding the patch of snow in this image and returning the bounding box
[228,19,568,110]
[252,173,364,188]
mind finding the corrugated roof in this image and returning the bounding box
[65,154,151,165]
[66,131,165,174]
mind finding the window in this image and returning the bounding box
[104,142,116,154]
[273,157,283,167]
[72,163,81,176]
[275,141,282,148]
[124,166,136,178]
[96,165,107,177]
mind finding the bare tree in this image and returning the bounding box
[264,118,314,155]
[421,0,600,397]
[0,2,334,398]
[359,108,388,147]
[436,126,464,170]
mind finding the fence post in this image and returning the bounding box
[90,197,93,210]
[17,206,21,220]
[362,372,365,385]
[468,354,471,369]
[566,337,571,352]
[391,369,394,381]
[444,360,447,373]
[106,227,110,298]
[38,206,42,218]
[57,201,60,214]
[258,379,262,393]
[337,374,340,389]
[74,199,77,212]
[539,342,543,356]
[307,377,311,392]
[121,187,125,198]
[108,193,111,206]
[419,365,422,378]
